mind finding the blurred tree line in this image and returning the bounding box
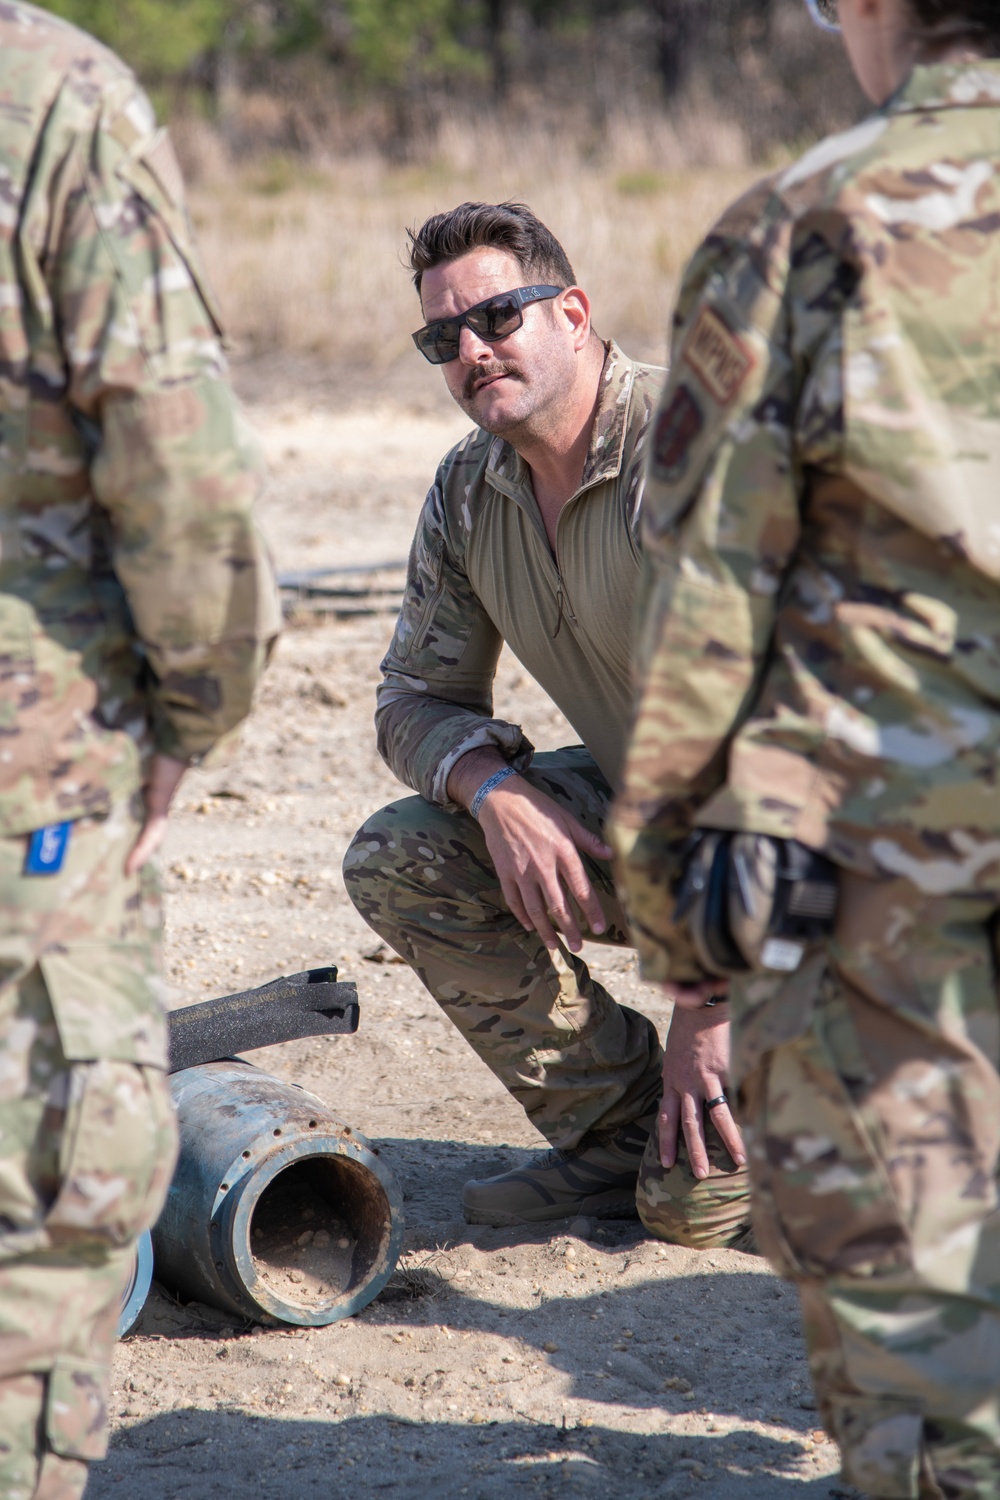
[41,0,772,96]
[40,0,860,156]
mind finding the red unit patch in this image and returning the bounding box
[652,384,704,481]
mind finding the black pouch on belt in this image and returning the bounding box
[673,831,839,979]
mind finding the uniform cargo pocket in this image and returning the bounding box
[395,536,446,662]
[545,948,635,1069]
[740,965,910,1281]
[39,946,167,1067]
[45,1356,109,1462]
[731,950,824,1086]
[45,1061,177,1247]
[827,1393,924,1500]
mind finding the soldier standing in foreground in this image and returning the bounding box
[612,0,1000,1494]
[0,3,279,1494]
[345,202,752,1247]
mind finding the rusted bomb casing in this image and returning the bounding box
[152,1062,404,1327]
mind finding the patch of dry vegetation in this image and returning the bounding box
[183,113,769,370]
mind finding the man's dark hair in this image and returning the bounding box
[407,201,576,297]
[908,0,1000,51]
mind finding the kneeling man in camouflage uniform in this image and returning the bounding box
[345,202,751,1245]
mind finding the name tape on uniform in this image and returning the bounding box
[683,307,754,406]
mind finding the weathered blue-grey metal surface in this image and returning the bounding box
[152,1062,404,1326]
[117,1231,154,1337]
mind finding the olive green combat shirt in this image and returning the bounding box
[0,1,279,836]
[377,344,663,806]
[611,62,1000,982]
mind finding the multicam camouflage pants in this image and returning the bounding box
[345,747,751,1248]
[0,800,177,1500]
[733,871,1000,1500]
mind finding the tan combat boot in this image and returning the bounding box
[462,1120,650,1226]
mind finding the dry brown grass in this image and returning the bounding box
[182,113,772,372]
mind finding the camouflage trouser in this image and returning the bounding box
[345,747,751,1248]
[0,800,178,1500]
[733,871,1000,1499]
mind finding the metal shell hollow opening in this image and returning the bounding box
[229,1143,398,1325]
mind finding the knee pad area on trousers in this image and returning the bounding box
[636,1133,754,1252]
[342,806,457,934]
[636,1194,753,1251]
[343,821,399,883]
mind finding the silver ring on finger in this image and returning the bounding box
[704,1094,729,1111]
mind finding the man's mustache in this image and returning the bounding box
[463,361,521,402]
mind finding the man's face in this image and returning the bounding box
[418,247,576,438]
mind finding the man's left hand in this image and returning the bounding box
[657,992,745,1179]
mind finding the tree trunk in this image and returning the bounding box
[486,0,509,103]
[648,0,705,99]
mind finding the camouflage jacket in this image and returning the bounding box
[377,343,663,808]
[0,1,279,836]
[611,62,1000,981]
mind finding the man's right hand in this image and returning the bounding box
[125,752,187,876]
[447,750,611,952]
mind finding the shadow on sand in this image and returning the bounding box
[91,1135,861,1500]
[88,1407,855,1500]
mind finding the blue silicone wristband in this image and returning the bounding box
[470,765,519,821]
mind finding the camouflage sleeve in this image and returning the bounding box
[53,77,279,763]
[610,182,806,982]
[376,468,533,809]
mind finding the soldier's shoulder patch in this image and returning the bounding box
[682,306,754,406]
[652,384,704,482]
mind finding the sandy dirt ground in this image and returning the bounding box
[88,370,859,1500]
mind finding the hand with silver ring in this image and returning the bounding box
[657,993,746,1179]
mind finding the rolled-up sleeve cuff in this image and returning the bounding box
[430,720,535,811]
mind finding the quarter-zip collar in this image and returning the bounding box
[483,340,637,509]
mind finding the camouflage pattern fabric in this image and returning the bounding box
[611,60,1000,1499]
[0,798,177,1498]
[376,344,662,807]
[636,1121,753,1252]
[0,3,277,1491]
[612,62,1000,982]
[735,873,1000,1498]
[345,747,751,1246]
[0,0,280,838]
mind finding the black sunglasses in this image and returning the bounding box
[412,284,563,365]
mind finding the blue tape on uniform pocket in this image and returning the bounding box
[25,822,72,876]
